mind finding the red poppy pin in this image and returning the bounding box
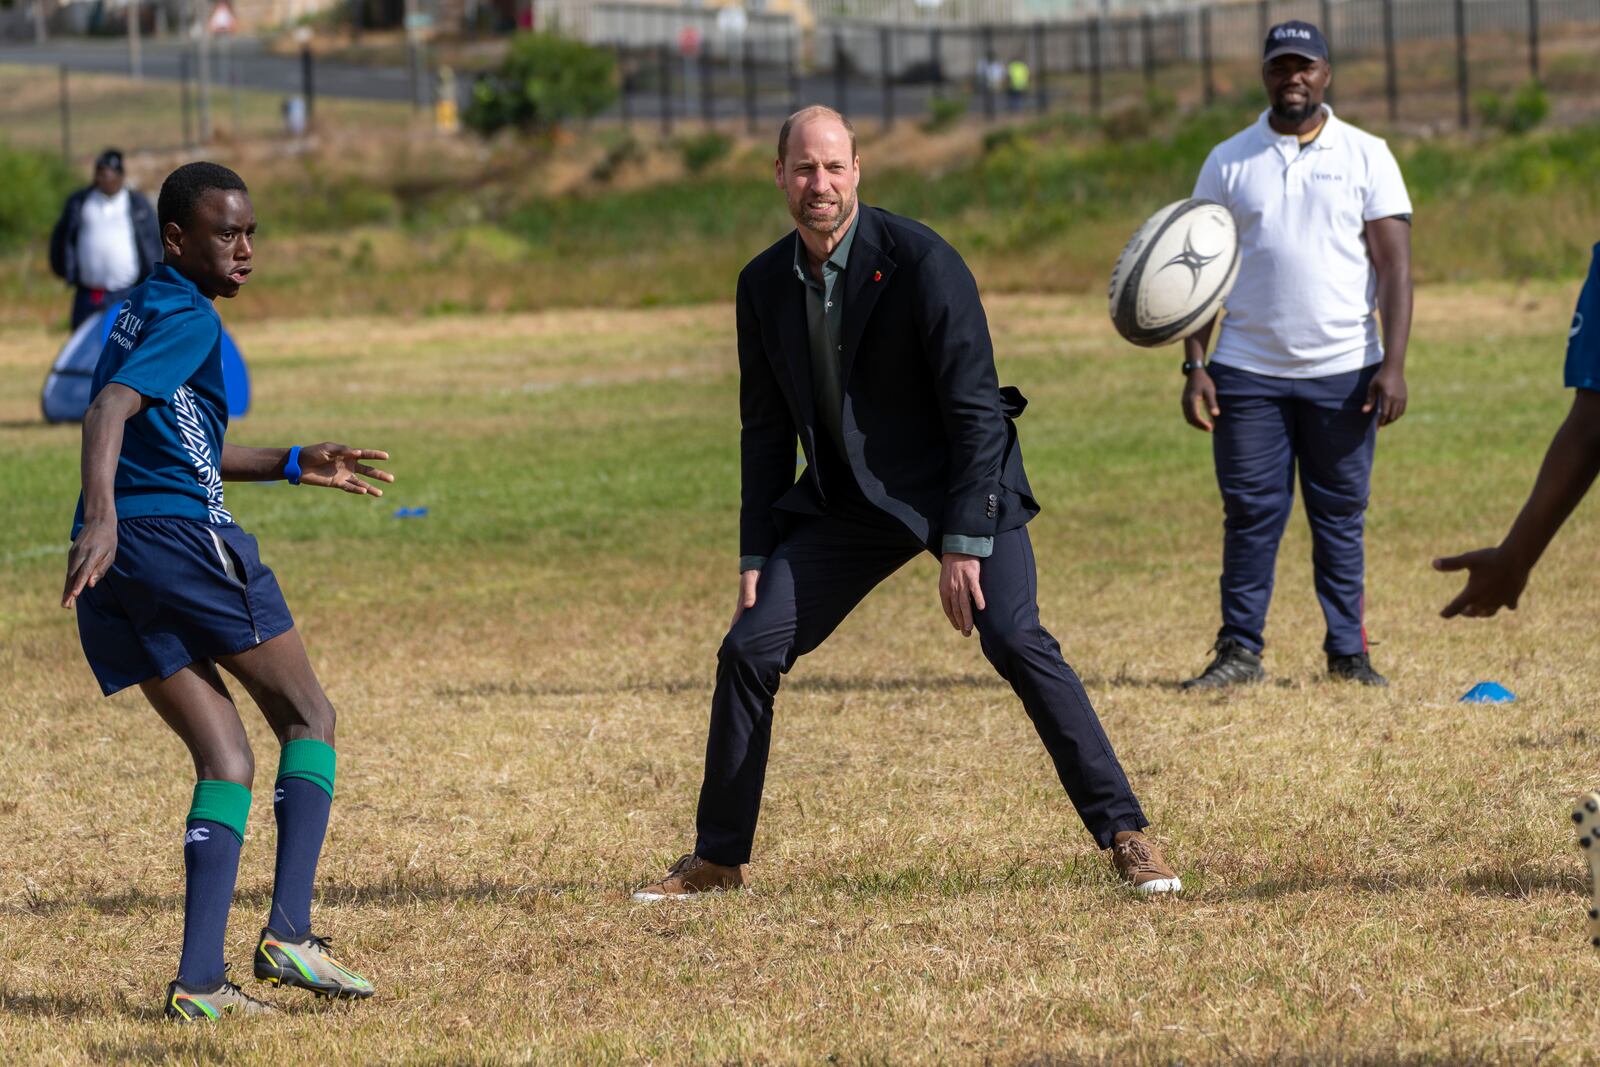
[873,270,883,282]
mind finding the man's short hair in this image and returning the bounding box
[158,162,248,231]
[777,106,856,164]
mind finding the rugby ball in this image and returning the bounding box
[1108,198,1239,347]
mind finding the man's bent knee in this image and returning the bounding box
[979,621,1037,668]
[718,628,788,679]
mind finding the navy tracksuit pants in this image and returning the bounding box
[694,494,1149,867]
[1208,361,1379,658]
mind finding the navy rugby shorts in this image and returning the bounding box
[75,516,294,695]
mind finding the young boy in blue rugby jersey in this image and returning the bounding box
[63,162,391,1020]
[1435,241,1600,948]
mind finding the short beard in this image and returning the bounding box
[1271,99,1320,126]
[793,190,856,236]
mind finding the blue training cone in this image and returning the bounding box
[1460,681,1516,704]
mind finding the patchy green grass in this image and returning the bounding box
[4,283,1600,1063]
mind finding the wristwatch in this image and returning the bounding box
[1181,359,1207,375]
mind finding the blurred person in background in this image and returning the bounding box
[1006,57,1030,112]
[50,148,162,328]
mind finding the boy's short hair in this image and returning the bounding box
[158,162,248,231]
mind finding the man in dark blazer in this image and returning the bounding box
[634,106,1180,900]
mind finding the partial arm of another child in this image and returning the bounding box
[1436,388,1600,618]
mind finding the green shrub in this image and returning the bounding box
[464,33,618,136]
[0,143,74,251]
[922,94,968,134]
[677,130,733,175]
[1475,79,1549,135]
[1507,79,1551,134]
[1473,89,1504,130]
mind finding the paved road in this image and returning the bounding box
[0,37,423,103]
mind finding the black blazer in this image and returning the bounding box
[736,204,1038,559]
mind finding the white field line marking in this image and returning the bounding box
[1,544,66,564]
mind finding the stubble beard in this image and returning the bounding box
[1271,97,1320,126]
[793,189,856,236]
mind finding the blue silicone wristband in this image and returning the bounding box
[284,445,302,486]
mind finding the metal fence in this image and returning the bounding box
[0,49,418,166]
[599,0,1600,134]
[804,0,1199,19]
[8,0,1600,155]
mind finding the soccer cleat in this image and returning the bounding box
[1181,637,1265,690]
[1328,651,1388,687]
[1110,831,1183,894]
[632,853,746,901]
[164,974,277,1021]
[254,928,374,999]
[1573,792,1600,948]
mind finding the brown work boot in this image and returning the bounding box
[631,853,746,902]
[1110,831,1182,894]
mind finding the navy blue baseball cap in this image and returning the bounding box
[1263,20,1329,63]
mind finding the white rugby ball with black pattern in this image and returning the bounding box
[1108,198,1240,348]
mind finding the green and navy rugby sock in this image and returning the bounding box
[177,780,250,990]
[267,739,335,939]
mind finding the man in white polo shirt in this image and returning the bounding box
[49,149,162,328]
[1179,20,1413,689]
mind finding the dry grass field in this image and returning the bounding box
[3,283,1600,1063]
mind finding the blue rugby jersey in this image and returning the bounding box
[1566,244,1600,394]
[71,263,232,537]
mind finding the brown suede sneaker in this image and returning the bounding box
[631,853,746,902]
[1110,831,1182,894]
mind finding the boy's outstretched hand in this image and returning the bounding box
[1433,548,1530,619]
[298,444,394,496]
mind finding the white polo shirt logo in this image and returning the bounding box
[1192,107,1413,379]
